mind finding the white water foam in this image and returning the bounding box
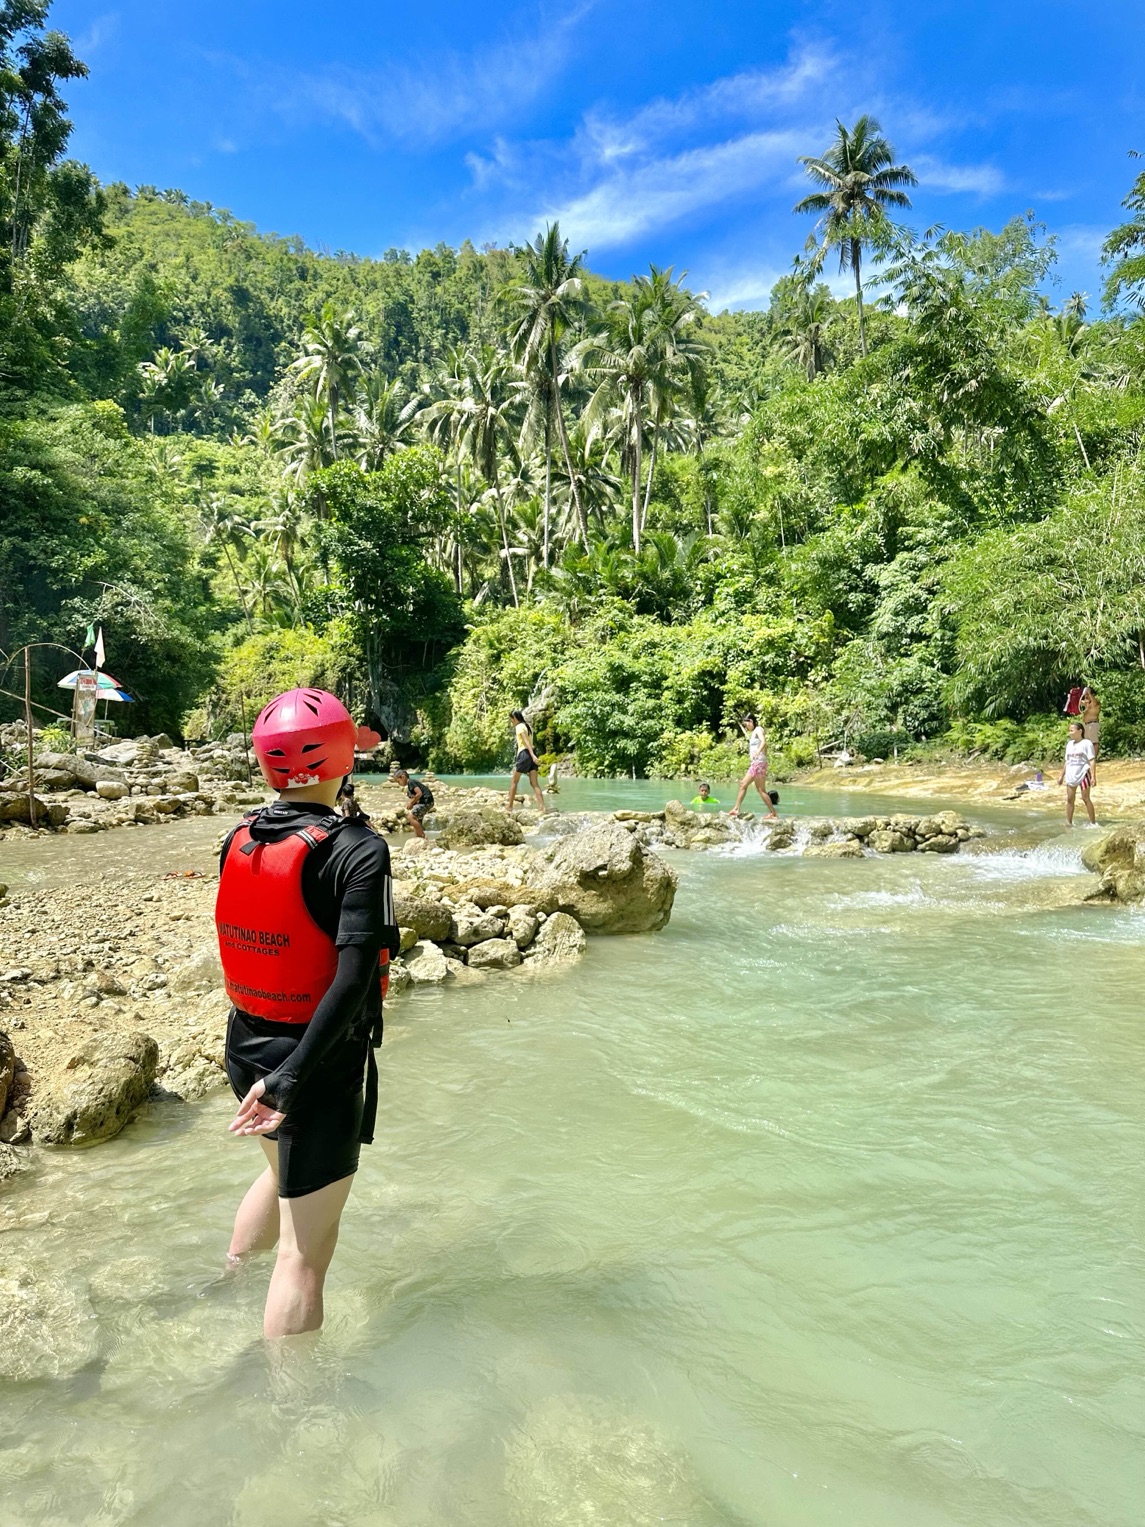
[719,819,812,857]
[960,836,1090,880]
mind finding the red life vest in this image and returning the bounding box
[1064,687,1083,716]
[216,818,391,1023]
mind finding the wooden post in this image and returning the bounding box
[24,647,37,828]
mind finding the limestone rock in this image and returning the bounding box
[0,1029,14,1117]
[450,904,507,946]
[29,1030,159,1145]
[166,771,200,795]
[526,911,587,964]
[467,937,523,971]
[803,839,864,858]
[764,820,797,850]
[538,821,676,934]
[393,892,453,943]
[0,1141,29,1183]
[398,926,418,953]
[436,806,524,850]
[0,792,48,824]
[404,940,451,984]
[918,833,959,854]
[96,780,128,801]
[506,904,540,949]
[1080,823,1145,903]
[170,946,225,994]
[868,828,916,854]
[0,1266,100,1381]
[386,961,412,996]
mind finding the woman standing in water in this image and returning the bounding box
[728,713,780,820]
[216,688,398,1339]
[507,708,546,813]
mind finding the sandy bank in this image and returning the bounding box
[798,757,1145,818]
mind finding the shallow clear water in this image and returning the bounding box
[2,785,1143,1525]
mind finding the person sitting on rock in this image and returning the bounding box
[391,767,435,840]
[689,781,721,810]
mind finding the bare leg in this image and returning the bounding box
[407,808,426,840]
[263,1171,355,1339]
[228,1139,280,1264]
[1064,784,1076,826]
[528,770,545,812]
[1080,783,1096,824]
[507,770,521,809]
[728,771,752,817]
[752,776,778,819]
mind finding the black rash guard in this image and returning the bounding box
[219,801,399,1116]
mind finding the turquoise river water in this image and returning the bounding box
[1,778,1143,1525]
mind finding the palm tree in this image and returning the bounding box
[351,372,422,469]
[200,495,255,633]
[288,303,365,461]
[636,267,708,530]
[506,224,590,558]
[278,393,336,488]
[1102,156,1145,310]
[577,284,672,555]
[424,345,523,606]
[794,116,916,356]
[775,272,834,381]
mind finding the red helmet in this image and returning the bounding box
[252,688,356,790]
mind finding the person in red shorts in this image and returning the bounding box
[216,688,398,1338]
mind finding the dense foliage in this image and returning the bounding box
[4,4,1145,776]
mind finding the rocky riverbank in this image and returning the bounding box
[617,801,986,855]
[0,814,676,1187]
[797,756,1145,817]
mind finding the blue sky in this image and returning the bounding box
[54,0,1145,311]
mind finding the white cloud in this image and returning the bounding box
[912,154,1005,196]
[249,3,596,149]
[76,13,119,57]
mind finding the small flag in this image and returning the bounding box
[84,623,96,650]
[93,626,106,670]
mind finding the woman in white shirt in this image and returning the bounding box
[728,713,779,820]
[1057,721,1096,826]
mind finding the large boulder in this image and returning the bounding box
[467,937,523,971]
[0,792,49,824]
[1082,823,1145,903]
[538,821,676,933]
[403,940,451,984]
[29,1031,159,1145]
[393,892,453,943]
[436,806,524,849]
[868,828,915,854]
[526,911,587,965]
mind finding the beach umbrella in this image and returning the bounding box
[57,669,135,702]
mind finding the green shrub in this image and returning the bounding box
[189,627,348,739]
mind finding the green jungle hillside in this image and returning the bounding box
[5,3,1145,775]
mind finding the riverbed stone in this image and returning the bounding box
[0,1140,28,1182]
[467,937,523,971]
[96,780,128,801]
[404,940,451,984]
[506,904,540,949]
[803,839,865,858]
[869,828,916,853]
[525,911,587,965]
[0,792,49,824]
[0,1029,15,1116]
[28,1031,159,1145]
[538,821,676,934]
[450,904,507,946]
[436,805,525,849]
[918,833,960,853]
[392,892,453,942]
[764,820,798,850]
[0,1266,100,1381]
[170,946,225,994]
[1080,822,1145,903]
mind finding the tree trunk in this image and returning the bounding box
[494,479,519,607]
[543,410,552,570]
[640,426,659,536]
[632,402,643,556]
[853,242,867,357]
[551,345,589,549]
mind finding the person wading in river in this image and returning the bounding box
[1058,720,1096,828]
[728,714,779,820]
[507,709,546,814]
[216,688,398,1339]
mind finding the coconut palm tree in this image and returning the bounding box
[424,345,523,605]
[288,303,365,461]
[351,372,422,469]
[794,116,916,356]
[506,223,590,558]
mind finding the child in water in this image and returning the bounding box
[689,781,721,810]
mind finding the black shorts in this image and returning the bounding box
[513,750,536,774]
[225,1009,370,1198]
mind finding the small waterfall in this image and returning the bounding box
[962,835,1090,880]
[721,817,812,857]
